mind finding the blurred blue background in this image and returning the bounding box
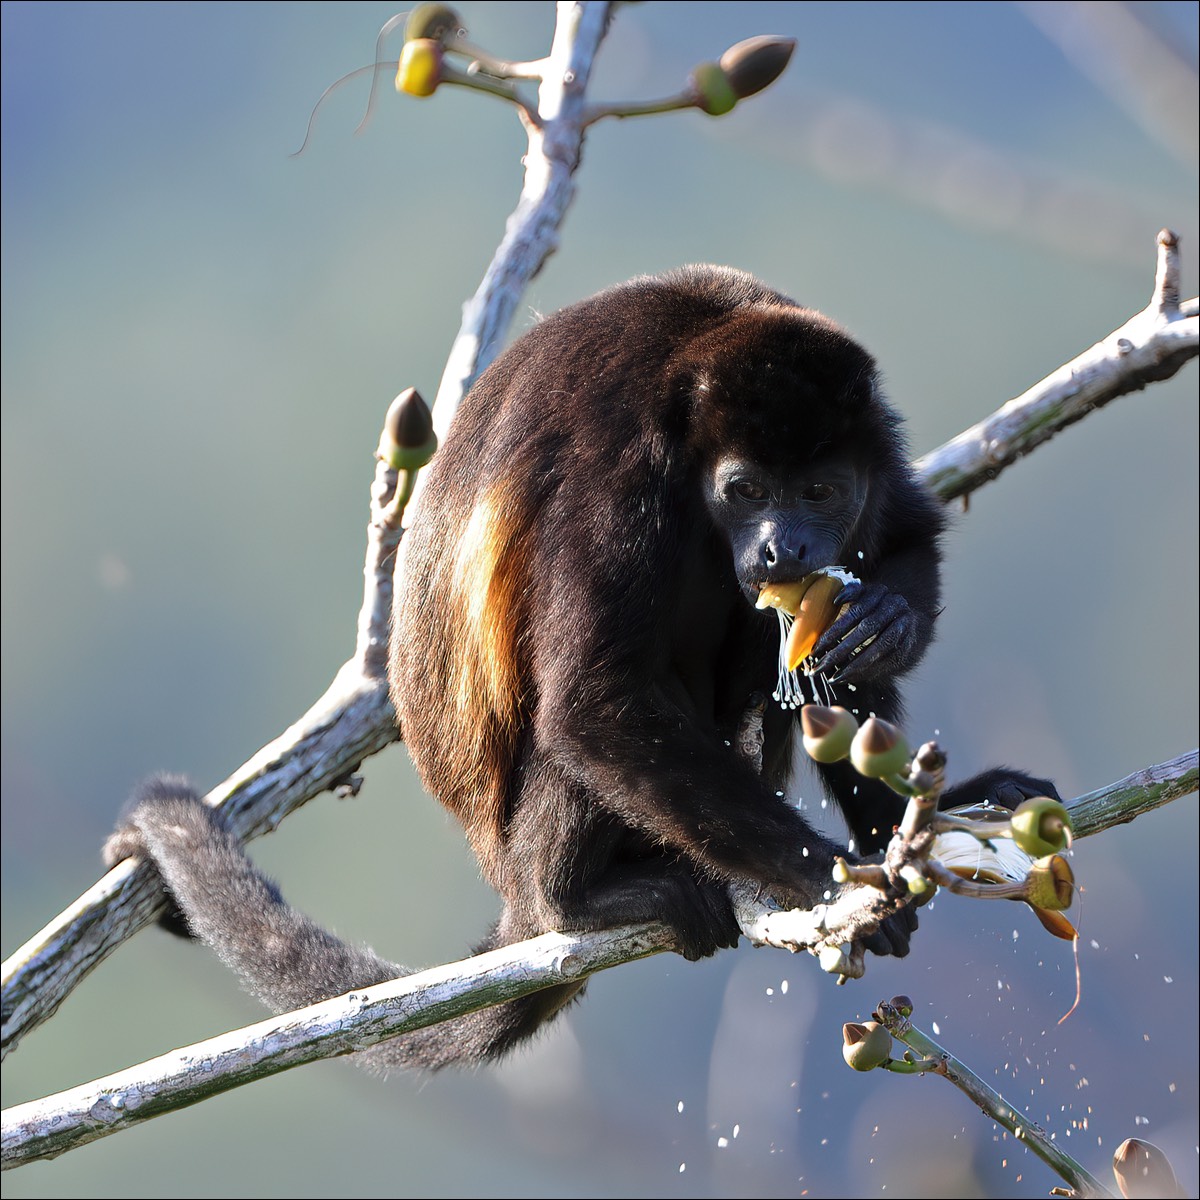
[2,3,1196,1197]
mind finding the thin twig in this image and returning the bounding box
[916,230,1197,502]
[876,1001,1113,1198]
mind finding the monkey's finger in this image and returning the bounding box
[812,586,896,658]
[810,620,889,676]
[824,618,916,683]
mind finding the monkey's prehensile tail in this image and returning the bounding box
[105,777,582,1072]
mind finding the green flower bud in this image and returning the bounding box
[1025,854,1074,912]
[1112,1138,1184,1199]
[849,717,909,779]
[378,387,437,470]
[689,62,739,116]
[842,1021,892,1072]
[404,3,463,44]
[718,36,796,100]
[396,39,444,98]
[800,704,858,763]
[1010,796,1073,857]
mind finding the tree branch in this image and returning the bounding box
[1,924,674,1170]
[429,0,612,440]
[4,755,1193,1170]
[3,221,1195,1061]
[1066,749,1198,838]
[915,229,1197,503]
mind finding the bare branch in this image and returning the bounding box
[429,1,613,441]
[916,229,1197,502]
[1066,749,1198,838]
[1,924,674,1170]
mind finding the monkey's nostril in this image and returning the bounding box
[764,543,778,565]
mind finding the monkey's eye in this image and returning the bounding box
[731,479,770,503]
[802,483,836,504]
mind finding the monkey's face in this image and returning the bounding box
[704,453,868,605]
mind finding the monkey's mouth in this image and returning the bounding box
[755,567,857,709]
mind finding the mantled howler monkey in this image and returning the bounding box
[109,266,1056,1071]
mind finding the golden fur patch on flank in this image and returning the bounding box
[451,485,526,725]
[439,480,530,852]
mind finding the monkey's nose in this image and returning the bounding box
[763,538,808,577]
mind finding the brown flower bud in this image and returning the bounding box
[378,387,437,470]
[849,717,909,779]
[1112,1138,1184,1199]
[718,36,796,100]
[800,704,858,763]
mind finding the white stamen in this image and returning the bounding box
[767,566,859,710]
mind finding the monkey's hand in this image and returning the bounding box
[940,767,1062,811]
[809,580,930,684]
